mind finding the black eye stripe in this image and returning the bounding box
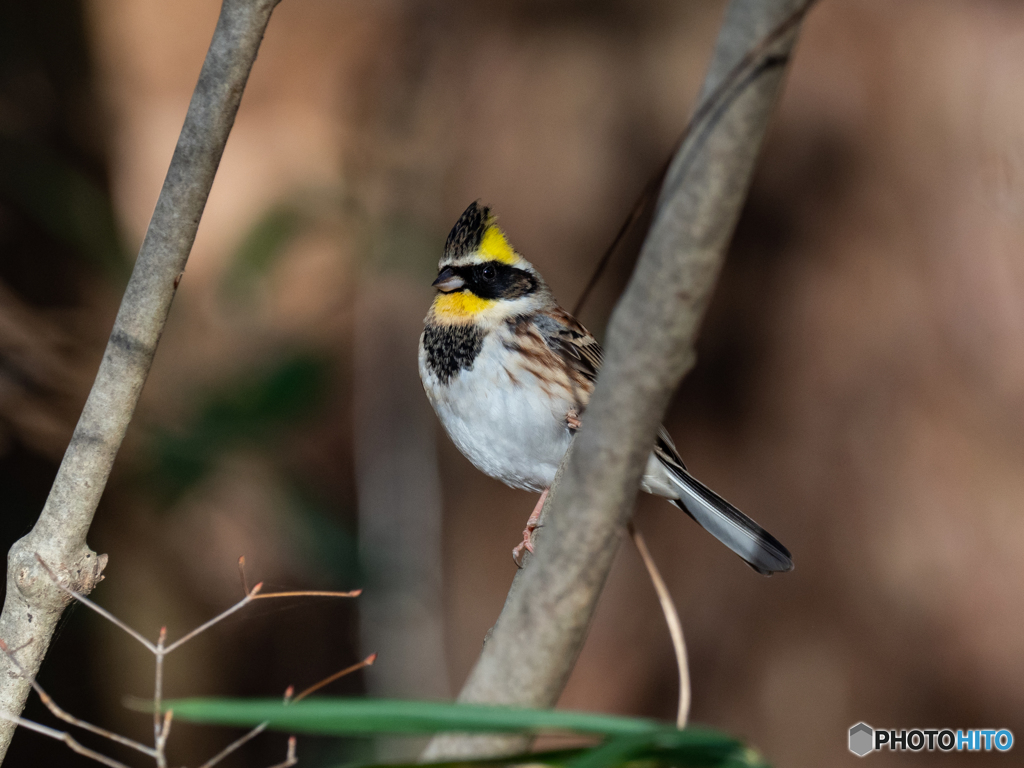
[448,261,537,300]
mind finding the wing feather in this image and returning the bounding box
[534,307,603,384]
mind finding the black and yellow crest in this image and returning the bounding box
[443,201,489,263]
[442,202,520,267]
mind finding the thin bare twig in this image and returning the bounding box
[155,711,173,768]
[628,523,689,728]
[199,680,305,768]
[239,556,250,595]
[423,0,813,759]
[198,722,269,768]
[0,712,133,768]
[237,554,361,601]
[0,640,157,758]
[199,679,305,768]
[252,590,362,600]
[34,555,157,653]
[35,556,278,657]
[10,561,341,766]
[154,626,167,749]
[163,586,261,654]
[291,653,378,704]
[266,736,298,768]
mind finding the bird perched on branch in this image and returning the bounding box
[418,201,793,575]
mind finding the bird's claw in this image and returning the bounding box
[512,530,535,568]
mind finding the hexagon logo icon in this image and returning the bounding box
[849,723,874,757]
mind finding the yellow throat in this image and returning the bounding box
[431,290,497,321]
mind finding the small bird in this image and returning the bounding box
[418,202,793,575]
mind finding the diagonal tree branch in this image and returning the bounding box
[0,0,283,761]
[422,0,815,760]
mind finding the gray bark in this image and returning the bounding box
[0,0,281,761]
[422,0,814,759]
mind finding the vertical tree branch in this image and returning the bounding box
[0,0,282,760]
[422,0,814,759]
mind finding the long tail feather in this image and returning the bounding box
[666,466,793,575]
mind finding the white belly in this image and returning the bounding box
[419,333,573,492]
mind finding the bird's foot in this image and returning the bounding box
[512,488,548,567]
[511,535,533,568]
[566,409,582,430]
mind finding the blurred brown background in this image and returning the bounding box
[2,0,1023,766]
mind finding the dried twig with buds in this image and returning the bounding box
[0,555,363,768]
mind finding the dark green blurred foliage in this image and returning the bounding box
[221,204,305,298]
[145,353,332,504]
[285,481,362,586]
[141,349,362,588]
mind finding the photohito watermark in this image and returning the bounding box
[849,723,1013,757]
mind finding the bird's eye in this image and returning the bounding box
[481,265,497,282]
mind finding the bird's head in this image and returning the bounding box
[428,202,551,325]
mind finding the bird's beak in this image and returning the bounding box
[432,267,465,293]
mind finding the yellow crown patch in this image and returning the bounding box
[478,223,519,266]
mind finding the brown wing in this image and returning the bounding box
[503,309,596,415]
[535,307,603,386]
[536,308,688,470]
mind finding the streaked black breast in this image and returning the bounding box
[423,324,485,384]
